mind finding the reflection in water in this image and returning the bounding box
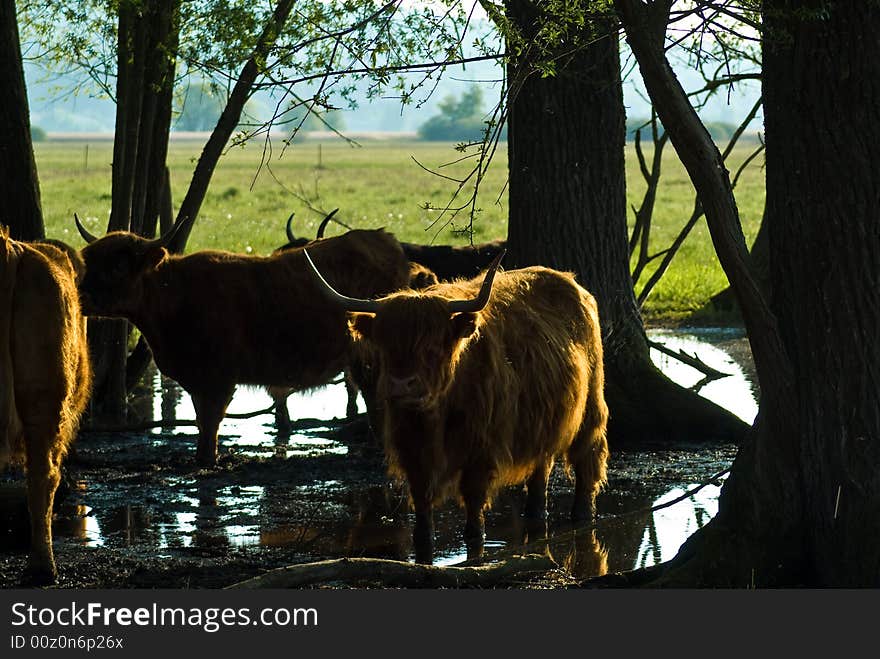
[23,328,755,581]
[52,504,103,548]
[648,328,757,424]
[634,482,722,569]
[47,473,728,580]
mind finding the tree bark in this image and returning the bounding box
[614,0,880,586]
[0,0,44,240]
[504,3,746,447]
[87,0,144,424]
[88,0,181,423]
[707,208,770,315]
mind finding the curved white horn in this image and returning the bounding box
[447,249,506,313]
[303,249,380,312]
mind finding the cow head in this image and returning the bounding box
[276,209,340,253]
[74,214,185,317]
[305,248,505,409]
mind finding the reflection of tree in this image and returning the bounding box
[639,516,662,569]
[102,505,153,546]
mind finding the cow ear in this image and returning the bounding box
[451,312,479,339]
[349,313,375,340]
[143,244,168,268]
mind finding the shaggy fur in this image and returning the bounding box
[401,239,506,282]
[78,228,409,466]
[0,228,92,584]
[271,232,441,428]
[348,265,609,563]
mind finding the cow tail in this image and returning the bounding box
[0,228,20,468]
[568,353,610,495]
[585,358,610,492]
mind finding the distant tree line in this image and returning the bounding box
[416,85,750,143]
[625,117,756,143]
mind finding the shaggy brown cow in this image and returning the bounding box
[305,249,609,563]
[268,208,357,429]
[0,228,92,584]
[75,215,410,467]
[277,212,499,283]
[400,239,506,282]
[269,210,437,428]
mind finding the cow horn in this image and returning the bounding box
[303,249,381,313]
[154,215,189,248]
[285,213,297,243]
[447,249,506,313]
[316,208,340,239]
[74,213,99,244]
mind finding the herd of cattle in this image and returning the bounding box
[0,211,609,585]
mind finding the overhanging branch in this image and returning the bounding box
[615,0,793,406]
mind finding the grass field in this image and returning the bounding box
[34,137,764,322]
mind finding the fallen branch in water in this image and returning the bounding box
[225,554,558,589]
[648,339,731,381]
[80,407,353,434]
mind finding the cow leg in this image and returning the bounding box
[570,373,609,522]
[191,387,234,468]
[570,439,606,522]
[409,482,434,564]
[267,386,292,434]
[461,469,490,561]
[343,370,359,418]
[569,437,609,522]
[23,446,62,586]
[524,460,553,520]
[274,400,292,434]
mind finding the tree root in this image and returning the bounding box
[225,554,558,589]
[605,355,748,447]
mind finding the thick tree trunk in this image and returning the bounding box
[88,0,145,424]
[504,4,746,447]
[614,0,880,587]
[0,0,44,240]
[757,0,880,585]
[88,0,181,423]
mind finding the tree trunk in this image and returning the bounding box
[614,0,880,587]
[707,208,770,315]
[0,0,44,240]
[87,0,143,424]
[88,0,181,423]
[504,4,746,447]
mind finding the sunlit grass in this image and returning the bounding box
[34,137,764,323]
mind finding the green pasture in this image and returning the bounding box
[34,138,764,323]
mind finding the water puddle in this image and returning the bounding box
[2,327,755,584]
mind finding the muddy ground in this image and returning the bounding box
[0,419,737,589]
[0,328,750,589]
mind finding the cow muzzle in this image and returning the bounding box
[386,375,428,404]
